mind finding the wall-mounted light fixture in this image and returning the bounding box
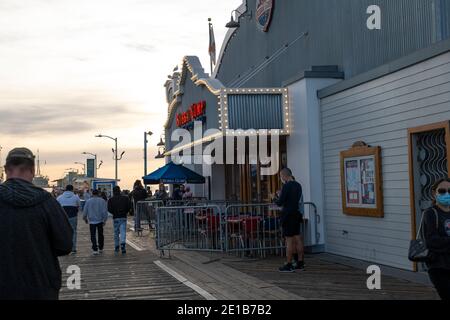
[225,9,252,28]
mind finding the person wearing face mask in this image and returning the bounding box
[423,178,450,300]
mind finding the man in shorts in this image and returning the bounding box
[275,168,305,273]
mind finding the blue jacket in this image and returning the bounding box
[83,196,108,225]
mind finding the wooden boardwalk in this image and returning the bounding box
[58,216,203,300]
[129,225,440,300]
[221,255,440,300]
[59,217,440,300]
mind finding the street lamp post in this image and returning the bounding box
[95,134,125,181]
[0,145,3,182]
[144,131,153,177]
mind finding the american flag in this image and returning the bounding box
[208,19,216,67]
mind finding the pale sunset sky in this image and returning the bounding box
[0,0,242,189]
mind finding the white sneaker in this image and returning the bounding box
[99,249,104,254]
[92,251,99,256]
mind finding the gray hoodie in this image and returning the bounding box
[83,196,108,224]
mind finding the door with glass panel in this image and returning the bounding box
[408,121,450,270]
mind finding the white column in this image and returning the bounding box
[287,78,341,250]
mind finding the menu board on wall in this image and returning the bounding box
[344,156,376,208]
[341,142,384,218]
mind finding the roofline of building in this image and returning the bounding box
[318,37,450,99]
[212,0,247,78]
[282,66,345,87]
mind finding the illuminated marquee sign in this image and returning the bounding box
[176,101,206,127]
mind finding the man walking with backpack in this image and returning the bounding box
[108,186,131,254]
[57,185,81,254]
[83,189,108,255]
[0,148,73,299]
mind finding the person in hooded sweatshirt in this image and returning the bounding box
[83,189,108,255]
[57,184,80,254]
[0,148,73,300]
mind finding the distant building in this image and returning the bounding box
[52,171,85,190]
[32,175,49,188]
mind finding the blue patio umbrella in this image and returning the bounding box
[142,162,206,185]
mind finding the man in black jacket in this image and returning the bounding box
[131,180,148,232]
[0,148,73,300]
[108,186,131,254]
[275,168,304,273]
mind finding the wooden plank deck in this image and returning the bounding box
[130,226,439,300]
[58,216,203,300]
[220,254,440,300]
[71,218,440,300]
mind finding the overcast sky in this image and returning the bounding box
[0,0,242,189]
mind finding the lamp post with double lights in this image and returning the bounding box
[95,134,125,181]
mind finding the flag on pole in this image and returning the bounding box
[208,18,216,69]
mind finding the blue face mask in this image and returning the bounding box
[437,194,450,206]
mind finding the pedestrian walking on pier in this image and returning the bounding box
[131,180,148,231]
[57,184,81,254]
[0,148,72,300]
[108,186,131,254]
[422,178,450,300]
[83,189,108,255]
[275,168,305,273]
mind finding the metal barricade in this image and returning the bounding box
[165,199,236,208]
[135,200,164,235]
[154,201,318,259]
[224,204,284,258]
[156,205,223,255]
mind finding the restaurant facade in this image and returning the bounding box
[162,0,450,270]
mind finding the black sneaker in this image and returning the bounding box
[121,244,126,254]
[278,263,295,273]
[114,246,120,253]
[293,261,305,271]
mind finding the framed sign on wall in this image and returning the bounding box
[340,141,384,218]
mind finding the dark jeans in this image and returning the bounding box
[428,268,450,301]
[89,223,104,251]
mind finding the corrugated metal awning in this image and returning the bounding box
[227,94,283,130]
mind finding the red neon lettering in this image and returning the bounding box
[176,101,206,127]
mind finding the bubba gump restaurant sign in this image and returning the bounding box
[176,101,206,128]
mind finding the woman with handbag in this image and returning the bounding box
[423,178,450,300]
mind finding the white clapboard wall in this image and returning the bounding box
[320,50,450,270]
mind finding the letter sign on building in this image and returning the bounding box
[176,101,206,128]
